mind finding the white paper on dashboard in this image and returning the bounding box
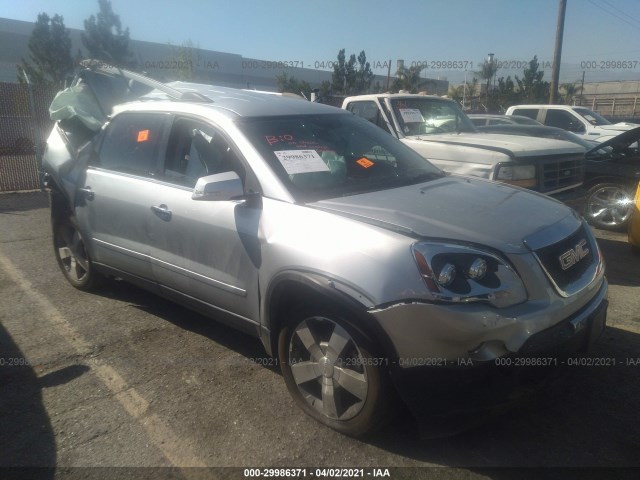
[274,150,330,174]
[398,108,425,123]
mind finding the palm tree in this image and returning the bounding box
[560,81,583,105]
[476,58,499,110]
[392,64,426,93]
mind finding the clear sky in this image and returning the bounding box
[3,0,640,84]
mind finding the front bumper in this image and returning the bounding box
[377,279,608,421]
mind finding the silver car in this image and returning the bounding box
[43,65,608,437]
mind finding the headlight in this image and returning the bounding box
[411,242,527,308]
[494,163,536,189]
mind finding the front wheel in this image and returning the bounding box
[584,183,633,230]
[53,216,104,290]
[278,307,392,437]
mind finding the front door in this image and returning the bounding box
[147,117,262,328]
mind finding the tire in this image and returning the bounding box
[278,306,392,437]
[584,183,634,230]
[52,216,104,290]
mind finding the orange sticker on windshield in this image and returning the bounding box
[356,157,374,168]
[137,130,150,142]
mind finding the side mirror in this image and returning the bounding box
[192,171,244,201]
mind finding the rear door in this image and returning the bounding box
[75,112,171,281]
[509,108,541,122]
[542,109,587,136]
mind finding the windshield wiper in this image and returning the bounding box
[402,170,445,184]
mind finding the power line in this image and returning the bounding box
[587,0,640,31]
[599,0,640,25]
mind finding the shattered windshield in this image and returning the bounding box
[238,113,444,202]
[389,98,476,136]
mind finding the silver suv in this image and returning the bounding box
[43,65,608,437]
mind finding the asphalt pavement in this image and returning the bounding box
[0,191,639,480]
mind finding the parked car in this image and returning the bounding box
[342,94,587,206]
[584,128,640,229]
[505,104,639,142]
[43,64,608,436]
[468,114,542,127]
[475,123,592,147]
[478,123,640,230]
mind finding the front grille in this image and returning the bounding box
[533,224,596,292]
[538,154,584,193]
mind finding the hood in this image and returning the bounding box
[596,122,640,132]
[587,125,640,154]
[406,132,584,157]
[310,176,579,254]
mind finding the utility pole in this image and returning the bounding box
[550,0,567,104]
[486,53,494,111]
[580,70,585,105]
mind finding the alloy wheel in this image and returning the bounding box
[56,223,90,283]
[585,185,633,229]
[288,316,368,421]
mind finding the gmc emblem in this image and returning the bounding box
[559,239,589,270]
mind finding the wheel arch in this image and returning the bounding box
[584,175,637,191]
[261,271,398,363]
[47,177,74,223]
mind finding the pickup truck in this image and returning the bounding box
[505,104,639,142]
[342,94,586,201]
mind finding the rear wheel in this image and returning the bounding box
[53,216,104,290]
[584,183,633,230]
[278,306,392,437]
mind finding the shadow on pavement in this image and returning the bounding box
[364,325,640,474]
[89,278,640,474]
[94,279,272,370]
[0,191,48,214]
[596,236,640,287]
[0,322,56,474]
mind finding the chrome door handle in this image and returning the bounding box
[151,204,172,221]
[79,187,94,201]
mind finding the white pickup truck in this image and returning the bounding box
[505,104,639,142]
[342,94,587,202]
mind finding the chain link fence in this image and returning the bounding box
[0,82,58,192]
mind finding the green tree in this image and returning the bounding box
[81,0,135,67]
[327,49,375,95]
[559,81,583,105]
[353,50,373,94]
[515,55,549,103]
[330,49,347,94]
[276,72,312,98]
[493,75,518,112]
[391,64,425,93]
[18,13,74,87]
[476,57,498,110]
[330,49,362,95]
[168,40,200,81]
[319,80,332,98]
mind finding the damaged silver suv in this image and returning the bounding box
[43,64,608,436]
